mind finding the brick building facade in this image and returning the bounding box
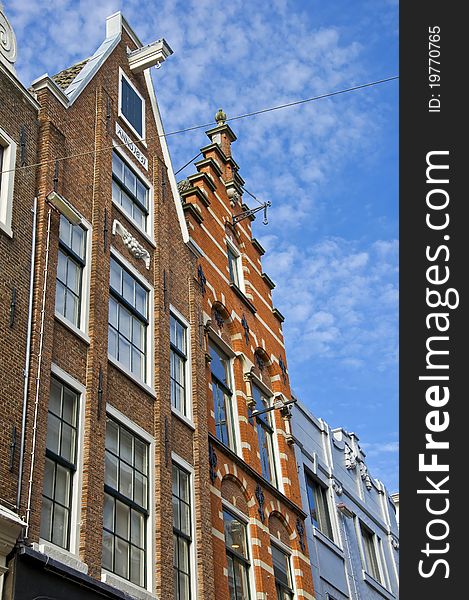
[0,9,218,600]
[0,6,40,595]
[179,116,315,599]
[1,7,316,600]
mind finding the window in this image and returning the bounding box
[227,245,241,288]
[40,377,79,550]
[252,385,277,486]
[103,417,149,587]
[223,510,251,600]
[56,215,86,328]
[360,523,382,583]
[305,474,334,539]
[108,257,148,381]
[173,463,192,600]
[120,72,144,137]
[209,342,236,451]
[112,151,149,230]
[0,127,16,236]
[272,544,294,600]
[170,313,189,417]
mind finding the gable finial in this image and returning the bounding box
[215,108,227,125]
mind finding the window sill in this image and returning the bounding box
[101,570,156,600]
[312,527,344,558]
[0,220,13,238]
[171,407,196,431]
[112,199,156,248]
[55,312,90,345]
[362,570,395,599]
[229,283,256,313]
[108,355,156,398]
[34,540,88,574]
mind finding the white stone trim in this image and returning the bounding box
[118,67,146,144]
[34,541,88,574]
[101,571,158,600]
[0,126,16,238]
[212,527,225,541]
[143,69,189,243]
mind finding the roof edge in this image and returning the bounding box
[30,74,69,107]
[106,11,143,48]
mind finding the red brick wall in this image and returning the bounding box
[183,125,315,598]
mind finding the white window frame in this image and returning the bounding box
[102,404,155,595]
[250,373,282,492]
[226,238,245,293]
[170,305,193,427]
[222,499,257,600]
[39,364,86,559]
[172,452,198,600]
[55,213,92,343]
[356,519,385,586]
[208,332,242,456]
[108,247,155,394]
[111,141,154,240]
[304,471,334,541]
[0,126,17,237]
[118,68,146,143]
[270,537,296,600]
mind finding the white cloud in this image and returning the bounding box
[260,235,398,370]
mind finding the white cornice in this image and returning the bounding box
[30,74,69,107]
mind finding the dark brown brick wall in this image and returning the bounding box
[0,68,39,513]
[10,23,214,600]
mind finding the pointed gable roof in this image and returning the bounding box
[32,11,190,243]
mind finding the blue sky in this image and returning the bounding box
[6,0,399,491]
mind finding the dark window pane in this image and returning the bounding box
[361,524,381,582]
[51,504,69,547]
[173,464,192,599]
[272,545,292,589]
[56,217,86,327]
[102,529,114,571]
[223,511,248,559]
[103,418,149,587]
[227,247,240,287]
[41,378,79,550]
[121,77,143,136]
[40,497,53,541]
[209,343,230,386]
[109,259,148,381]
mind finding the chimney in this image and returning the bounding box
[206,108,237,158]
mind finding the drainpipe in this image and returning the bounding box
[24,206,52,537]
[16,197,38,512]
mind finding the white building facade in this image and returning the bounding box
[292,401,399,600]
